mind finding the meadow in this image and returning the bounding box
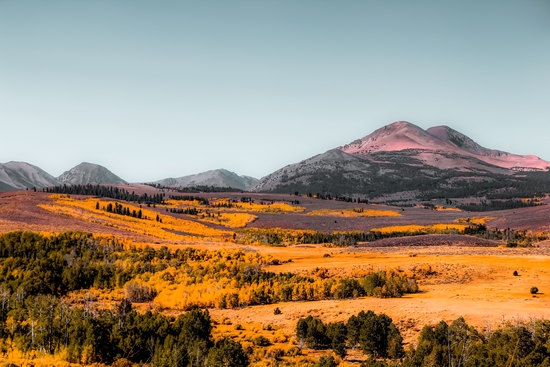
[0,186,550,366]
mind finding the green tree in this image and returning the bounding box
[206,337,249,367]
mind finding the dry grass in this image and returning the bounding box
[38,195,233,241]
[370,223,468,233]
[3,189,550,364]
[306,208,401,218]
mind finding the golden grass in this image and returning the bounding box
[456,217,494,225]
[210,198,305,213]
[435,206,462,212]
[306,208,401,218]
[38,195,232,242]
[202,212,258,228]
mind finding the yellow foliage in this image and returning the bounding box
[198,212,257,228]
[456,217,494,225]
[38,196,232,242]
[306,208,401,217]
[210,198,305,213]
[435,206,462,212]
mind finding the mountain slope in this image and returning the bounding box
[251,149,375,193]
[340,121,455,155]
[0,162,61,191]
[427,125,550,171]
[252,121,550,201]
[156,169,258,190]
[58,162,127,185]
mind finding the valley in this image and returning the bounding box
[1,182,550,366]
[2,122,550,366]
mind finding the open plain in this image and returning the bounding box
[1,186,550,366]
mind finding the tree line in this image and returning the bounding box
[240,223,545,247]
[46,184,165,205]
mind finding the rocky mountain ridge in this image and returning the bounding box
[0,162,258,193]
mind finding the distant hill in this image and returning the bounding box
[57,162,127,185]
[251,121,550,205]
[0,162,61,191]
[155,169,259,191]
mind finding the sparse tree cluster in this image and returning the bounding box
[296,311,404,360]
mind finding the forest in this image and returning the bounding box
[1,231,550,366]
[0,231,421,366]
[301,313,550,367]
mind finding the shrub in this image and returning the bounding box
[123,280,157,302]
[531,287,539,294]
[253,335,271,347]
[513,270,519,276]
[274,307,282,315]
[316,355,338,367]
[286,346,302,357]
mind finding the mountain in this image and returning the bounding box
[340,121,455,155]
[155,169,259,190]
[426,125,550,171]
[251,121,550,203]
[0,162,61,191]
[252,149,375,193]
[57,162,127,185]
[339,121,550,172]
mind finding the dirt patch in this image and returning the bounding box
[358,234,501,247]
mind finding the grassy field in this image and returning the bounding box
[1,187,550,366]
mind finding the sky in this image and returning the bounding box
[1,1,549,182]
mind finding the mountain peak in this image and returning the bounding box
[58,163,127,185]
[339,121,453,155]
[155,169,258,190]
[0,161,60,191]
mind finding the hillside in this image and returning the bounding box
[0,161,61,190]
[155,168,258,190]
[252,121,550,204]
[57,162,127,185]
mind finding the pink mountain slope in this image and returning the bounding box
[339,121,550,171]
[427,125,550,171]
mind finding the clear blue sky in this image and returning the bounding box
[1,1,549,182]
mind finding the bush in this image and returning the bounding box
[286,346,302,357]
[531,287,539,294]
[316,355,338,367]
[123,280,157,302]
[274,307,282,315]
[513,270,519,276]
[207,338,250,367]
[253,335,271,347]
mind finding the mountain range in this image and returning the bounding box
[250,121,550,202]
[0,161,258,192]
[154,169,258,191]
[3,121,550,201]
